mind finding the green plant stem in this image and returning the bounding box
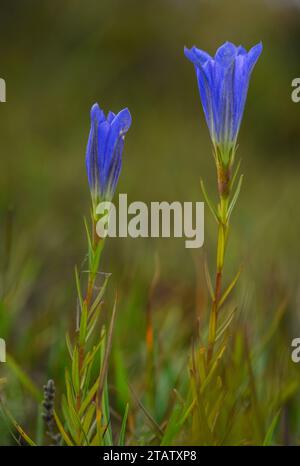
[76,218,101,411]
[207,184,230,364]
[84,221,100,308]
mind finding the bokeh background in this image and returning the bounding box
[1,0,300,445]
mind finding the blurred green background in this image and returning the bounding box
[1,0,300,444]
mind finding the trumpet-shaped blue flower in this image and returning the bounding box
[86,103,132,200]
[184,41,262,158]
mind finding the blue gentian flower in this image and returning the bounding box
[184,42,262,161]
[86,103,132,200]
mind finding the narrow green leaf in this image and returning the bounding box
[216,307,237,342]
[65,369,76,409]
[161,402,184,446]
[65,332,73,359]
[130,385,163,439]
[6,354,42,402]
[79,303,88,345]
[82,403,96,441]
[204,259,214,300]
[200,179,219,223]
[263,411,281,446]
[0,399,37,446]
[75,265,83,310]
[79,376,100,417]
[200,345,226,394]
[54,410,74,446]
[82,338,104,382]
[61,394,78,442]
[230,158,241,190]
[97,299,117,405]
[72,346,80,395]
[227,174,244,221]
[219,267,242,308]
[118,403,129,446]
[89,274,110,316]
[84,217,93,270]
[102,376,113,446]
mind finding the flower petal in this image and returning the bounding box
[90,102,105,123]
[103,108,131,195]
[185,41,262,148]
[86,104,131,198]
[107,111,116,123]
[246,42,263,73]
[215,42,237,67]
[184,46,212,67]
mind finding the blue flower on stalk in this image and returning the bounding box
[86,103,132,200]
[184,42,262,160]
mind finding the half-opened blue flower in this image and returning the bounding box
[86,103,132,200]
[184,42,262,158]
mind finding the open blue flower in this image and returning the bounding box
[86,103,132,200]
[184,42,262,158]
